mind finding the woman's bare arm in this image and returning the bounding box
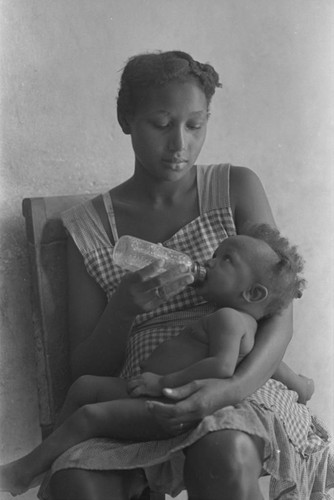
[230,165,293,397]
[231,306,292,401]
[147,305,292,430]
[67,237,136,379]
[147,166,293,429]
[67,236,194,380]
[231,166,276,232]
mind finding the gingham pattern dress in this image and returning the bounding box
[39,164,334,500]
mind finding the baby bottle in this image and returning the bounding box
[113,235,206,294]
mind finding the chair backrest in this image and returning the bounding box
[22,195,167,500]
[22,194,94,438]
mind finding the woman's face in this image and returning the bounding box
[126,80,209,182]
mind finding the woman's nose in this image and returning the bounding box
[168,126,186,152]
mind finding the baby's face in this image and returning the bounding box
[196,235,267,307]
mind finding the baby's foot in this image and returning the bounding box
[297,375,315,404]
[0,460,34,497]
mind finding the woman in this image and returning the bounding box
[45,51,333,500]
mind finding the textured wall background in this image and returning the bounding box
[0,1,333,497]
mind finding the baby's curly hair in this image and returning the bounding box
[244,224,306,318]
[117,50,221,120]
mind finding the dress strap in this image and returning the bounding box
[197,164,231,213]
[61,200,111,255]
[102,192,119,242]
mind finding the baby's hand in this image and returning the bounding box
[127,372,163,397]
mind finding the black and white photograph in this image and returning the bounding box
[0,2,333,499]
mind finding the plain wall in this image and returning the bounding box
[0,1,333,497]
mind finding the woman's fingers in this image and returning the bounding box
[116,261,194,316]
[137,260,165,281]
[135,265,194,308]
[162,381,200,401]
[146,390,202,424]
[145,379,234,433]
[145,401,195,434]
[138,262,193,292]
[147,379,233,427]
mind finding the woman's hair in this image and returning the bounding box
[117,50,221,120]
[244,224,306,318]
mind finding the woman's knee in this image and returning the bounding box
[49,468,130,500]
[185,430,263,476]
[184,430,264,498]
[49,469,105,500]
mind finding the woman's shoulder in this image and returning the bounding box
[229,166,275,231]
[229,165,260,186]
[229,165,261,207]
[197,163,258,189]
[197,163,257,213]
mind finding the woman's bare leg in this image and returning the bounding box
[184,430,264,500]
[49,468,147,500]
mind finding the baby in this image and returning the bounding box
[0,224,312,496]
[129,223,309,400]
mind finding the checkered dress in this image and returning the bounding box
[40,164,333,500]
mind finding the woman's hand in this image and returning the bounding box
[112,261,194,318]
[146,378,237,435]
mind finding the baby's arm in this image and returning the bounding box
[273,361,315,404]
[129,308,256,396]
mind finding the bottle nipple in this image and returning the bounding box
[191,262,207,285]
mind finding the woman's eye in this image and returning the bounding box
[153,121,170,129]
[223,254,232,262]
[187,122,203,130]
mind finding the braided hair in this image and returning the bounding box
[117,50,221,120]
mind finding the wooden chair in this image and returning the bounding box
[22,194,164,500]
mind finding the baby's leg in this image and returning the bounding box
[273,361,315,404]
[0,376,130,496]
[57,375,129,426]
[1,396,171,496]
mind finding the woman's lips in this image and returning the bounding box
[163,159,187,163]
[162,159,188,170]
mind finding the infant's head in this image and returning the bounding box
[201,224,306,319]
